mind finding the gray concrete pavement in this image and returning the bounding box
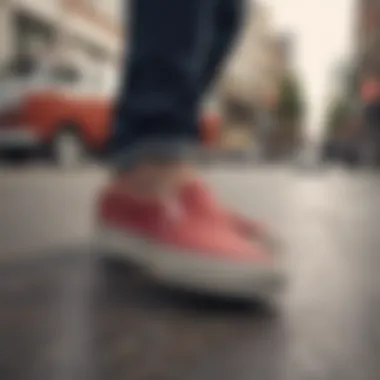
[1,164,380,379]
[0,165,108,260]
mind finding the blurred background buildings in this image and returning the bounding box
[356,0,380,78]
[0,0,122,94]
[320,0,380,166]
[215,2,302,155]
[0,0,303,164]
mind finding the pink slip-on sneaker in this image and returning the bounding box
[96,179,285,300]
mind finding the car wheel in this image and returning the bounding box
[343,148,360,168]
[52,128,87,168]
[0,149,32,166]
[359,141,377,167]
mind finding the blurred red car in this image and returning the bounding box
[0,56,221,166]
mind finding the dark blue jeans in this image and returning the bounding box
[111,0,245,165]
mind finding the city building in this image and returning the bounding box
[216,3,285,149]
[221,3,280,109]
[354,0,380,87]
[343,0,380,115]
[0,0,122,94]
[0,0,288,153]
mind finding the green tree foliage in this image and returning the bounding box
[324,97,350,138]
[275,74,305,122]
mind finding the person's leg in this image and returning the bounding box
[109,0,219,197]
[98,0,282,299]
[111,0,217,161]
[111,0,247,199]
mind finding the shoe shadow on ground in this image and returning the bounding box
[98,255,279,318]
[93,254,284,379]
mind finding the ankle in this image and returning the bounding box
[119,161,195,199]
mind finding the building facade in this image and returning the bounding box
[354,0,380,90]
[216,3,285,149]
[221,4,281,109]
[0,0,123,94]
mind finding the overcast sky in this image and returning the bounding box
[261,0,355,137]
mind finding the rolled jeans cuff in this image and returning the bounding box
[112,138,197,171]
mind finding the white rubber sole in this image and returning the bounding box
[94,224,286,300]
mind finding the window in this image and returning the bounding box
[13,12,56,57]
[0,55,85,89]
[48,65,82,85]
[224,97,255,123]
[0,55,40,80]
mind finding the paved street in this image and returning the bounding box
[1,164,380,380]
